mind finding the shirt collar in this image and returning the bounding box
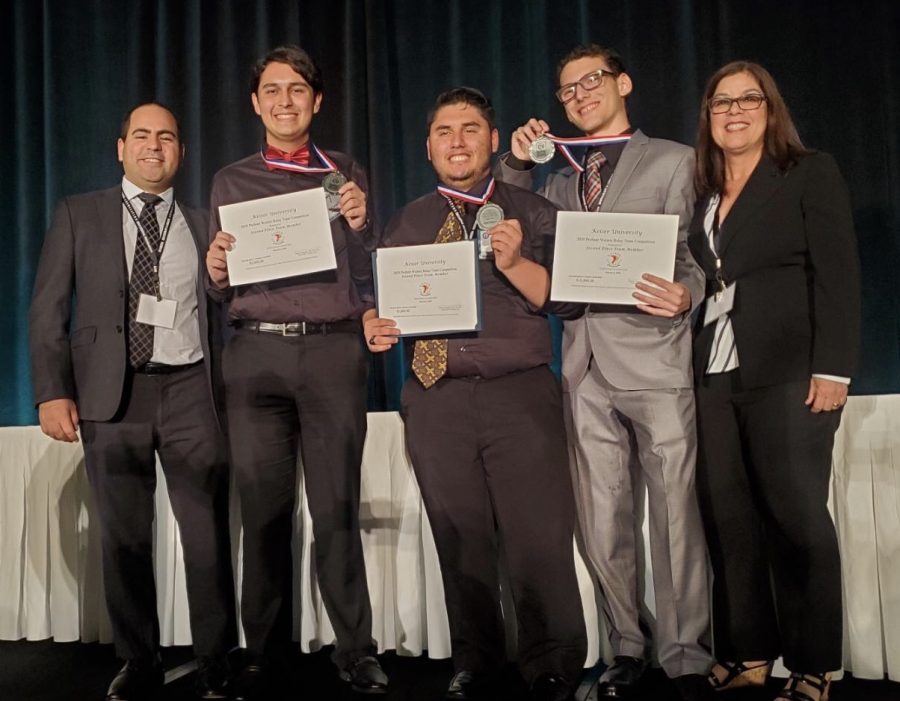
[121,176,174,206]
[586,127,635,170]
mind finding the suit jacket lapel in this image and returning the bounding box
[600,129,648,212]
[96,186,127,286]
[560,169,581,211]
[179,200,206,258]
[717,154,785,256]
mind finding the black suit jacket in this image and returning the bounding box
[688,151,861,389]
[29,185,224,423]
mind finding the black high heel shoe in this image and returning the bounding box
[707,660,770,691]
[775,672,831,701]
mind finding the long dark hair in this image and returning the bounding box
[694,61,809,197]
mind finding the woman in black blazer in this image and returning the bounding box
[688,62,860,701]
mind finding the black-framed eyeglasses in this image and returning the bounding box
[708,93,767,114]
[556,68,618,104]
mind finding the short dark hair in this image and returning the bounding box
[556,44,626,84]
[120,102,181,141]
[250,45,323,95]
[694,61,810,197]
[426,87,496,132]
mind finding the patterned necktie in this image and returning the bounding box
[411,202,466,388]
[128,193,163,368]
[584,149,608,211]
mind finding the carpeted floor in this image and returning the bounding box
[0,641,896,701]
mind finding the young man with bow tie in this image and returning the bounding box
[205,45,386,699]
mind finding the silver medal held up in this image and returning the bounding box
[475,203,504,259]
[528,136,556,164]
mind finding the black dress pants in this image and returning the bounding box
[223,327,374,669]
[402,366,587,685]
[81,363,235,661]
[694,372,843,671]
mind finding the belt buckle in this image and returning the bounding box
[280,322,305,336]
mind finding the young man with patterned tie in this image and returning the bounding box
[365,87,587,701]
[496,44,712,701]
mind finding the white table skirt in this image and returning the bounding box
[1,400,897,680]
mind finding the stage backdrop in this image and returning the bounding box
[3,0,898,425]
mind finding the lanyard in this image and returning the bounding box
[444,196,479,241]
[438,177,496,240]
[436,177,496,206]
[122,193,177,299]
[544,133,632,173]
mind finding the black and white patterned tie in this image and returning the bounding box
[128,193,162,368]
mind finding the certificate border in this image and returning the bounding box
[550,211,678,305]
[219,187,338,287]
[372,240,483,338]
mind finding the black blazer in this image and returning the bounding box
[688,151,861,389]
[29,185,224,423]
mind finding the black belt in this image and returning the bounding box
[134,360,202,375]
[233,319,361,336]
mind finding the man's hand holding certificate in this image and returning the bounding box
[369,240,481,339]
[551,212,682,308]
[214,189,337,287]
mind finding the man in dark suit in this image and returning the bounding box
[29,103,236,701]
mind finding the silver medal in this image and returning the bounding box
[322,171,347,195]
[528,136,556,164]
[475,203,504,231]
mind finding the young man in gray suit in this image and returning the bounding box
[496,45,712,701]
[29,103,235,701]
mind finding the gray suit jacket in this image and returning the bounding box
[29,186,222,423]
[497,129,704,391]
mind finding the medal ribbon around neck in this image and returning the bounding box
[436,176,496,206]
[541,133,632,172]
[260,143,339,174]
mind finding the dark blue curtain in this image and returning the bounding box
[4,0,899,425]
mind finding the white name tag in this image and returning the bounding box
[703,282,736,327]
[136,294,177,329]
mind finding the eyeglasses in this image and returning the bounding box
[556,68,618,104]
[708,93,767,114]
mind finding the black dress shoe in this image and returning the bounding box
[596,656,645,698]
[531,672,574,701]
[195,655,231,700]
[106,659,164,701]
[231,664,266,701]
[672,673,714,701]
[446,670,480,699]
[339,655,389,694]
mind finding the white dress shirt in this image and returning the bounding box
[122,177,203,365]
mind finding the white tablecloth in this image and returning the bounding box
[1,401,897,680]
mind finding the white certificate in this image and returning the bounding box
[218,189,337,286]
[373,240,481,337]
[550,211,678,304]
